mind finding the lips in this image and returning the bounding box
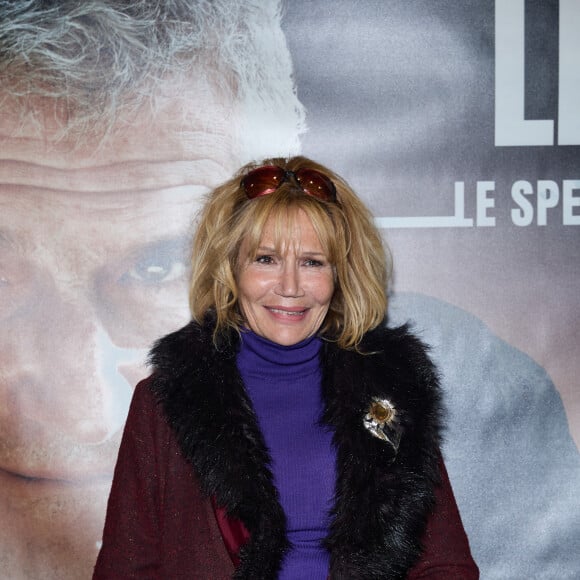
[0,461,114,485]
[0,377,125,484]
[266,306,308,318]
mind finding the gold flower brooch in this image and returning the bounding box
[363,397,403,455]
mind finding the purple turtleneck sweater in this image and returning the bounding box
[237,331,335,579]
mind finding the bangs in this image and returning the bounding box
[236,191,342,264]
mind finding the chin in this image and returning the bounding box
[0,468,111,579]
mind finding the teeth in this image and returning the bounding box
[269,308,304,316]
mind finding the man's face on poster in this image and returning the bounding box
[0,72,239,577]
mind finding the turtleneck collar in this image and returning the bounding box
[236,330,323,378]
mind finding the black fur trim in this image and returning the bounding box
[149,317,290,579]
[148,318,442,579]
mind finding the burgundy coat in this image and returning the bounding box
[94,319,478,579]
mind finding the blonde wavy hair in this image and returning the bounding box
[189,156,391,349]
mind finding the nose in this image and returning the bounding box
[276,261,303,297]
[0,280,137,445]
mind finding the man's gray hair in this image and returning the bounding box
[0,0,305,161]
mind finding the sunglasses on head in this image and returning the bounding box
[241,165,337,202]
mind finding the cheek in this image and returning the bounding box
[237,269,266,309]
[317,275,336,306]
[238,264,277,293]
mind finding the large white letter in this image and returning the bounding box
[511,181,534,226]
[537,180,560,225]
[495,0,554,146]
[563,180,580,225]
[476,182,496,226]
[558,0,580,145]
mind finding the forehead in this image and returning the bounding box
[245,207,331,254]
[0,71,241,196]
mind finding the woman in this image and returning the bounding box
[94,157,478,579]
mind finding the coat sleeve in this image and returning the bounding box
[92,379,165,579]
[407,459,479,579]
[93,379,235,579]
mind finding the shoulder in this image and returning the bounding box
[143,315,243,435]
[148,313,238,373]
[350,322,440,397]
[362,321,435,363]
[148,318,213,371]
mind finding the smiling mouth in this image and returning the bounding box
[0,464,113,487]
[0,450,115,485]
[266,307,307,317]
[0,465,69,484]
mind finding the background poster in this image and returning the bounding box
[0,1,578,578]
[284,1,580,577]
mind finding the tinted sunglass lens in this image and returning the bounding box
[295,169,336,201]
[242,166,286,198]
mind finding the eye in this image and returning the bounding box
[121,240,187,285]
[255,254,275,265]
[304,258,324,267]
[95,236,191,344]
[127,260,185,284]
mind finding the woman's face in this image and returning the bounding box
[237,210,335,346]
